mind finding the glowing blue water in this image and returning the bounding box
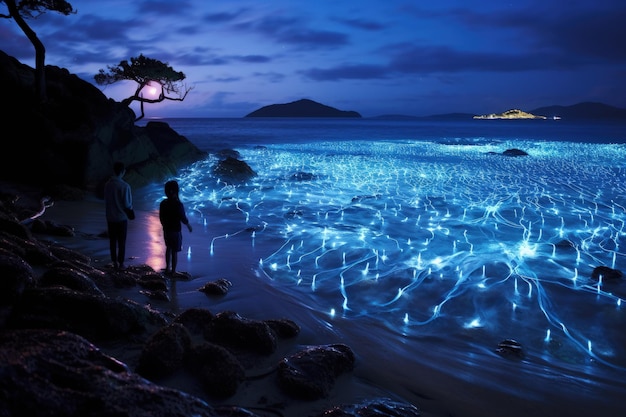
[138,118,626,410]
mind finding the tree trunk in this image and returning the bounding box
[5,0,47,103]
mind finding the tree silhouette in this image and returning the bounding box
[94,54,192,121]
[0,0,76,103]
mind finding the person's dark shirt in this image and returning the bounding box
[159,198,189,232]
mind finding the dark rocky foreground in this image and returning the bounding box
[0,190,422,416]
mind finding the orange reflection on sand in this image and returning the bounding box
[145,211,165,271]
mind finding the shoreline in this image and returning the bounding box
[7,181,626,417]
[28,189,440,417]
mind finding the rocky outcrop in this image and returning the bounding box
[0,329,231,417]
[246,98,361,118]
[0,50,206,192]
[212,156,257,183]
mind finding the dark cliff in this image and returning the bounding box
[0,50,206,192]
[246,98,361,118]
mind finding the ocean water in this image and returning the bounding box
[133,117,626,416]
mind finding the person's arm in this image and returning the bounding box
[180,202,192,232]
[124,184,133,210]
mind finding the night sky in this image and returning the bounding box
[2,0,626,118]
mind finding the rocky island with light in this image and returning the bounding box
[473,108,547,119]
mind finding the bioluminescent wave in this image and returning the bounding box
[162,138,626,372]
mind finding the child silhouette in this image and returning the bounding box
[159,180,192,275]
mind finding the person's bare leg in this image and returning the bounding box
[165,247,172,274]
[172,252,178,274]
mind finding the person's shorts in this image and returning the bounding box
[164,231,183,252]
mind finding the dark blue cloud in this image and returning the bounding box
[202,9,248,24]
[233,14,349,49]
[135,0,193,16]
[301,64,389,81]
[441,5,626,63]
[333,17,386,31]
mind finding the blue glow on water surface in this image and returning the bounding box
[138,118,626,400]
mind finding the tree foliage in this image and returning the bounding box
[0,0,76,103]
[95,54,192,121]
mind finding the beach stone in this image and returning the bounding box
[174,307,215,336]
[206,310,277,355]
[264,318,301,338]
[137,322,192,379]
[496,339,524,359]
[277,343,355,400]
[198,278,232,295]
[316,398,421,417]
[185,341,246,398]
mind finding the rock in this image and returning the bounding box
[0,232,57,265]
[290,171,318,181]
[185,342,246,398]
[213,156,257,183]
[137,323,193,379]
[277,343,355,400]
[7,286,168,342]
[0,329,237,417]
[264,318,301,338]
[496,339,524,358]
[314,398,421,417]
[174,307,215,336]
[591,266,623,281]
[502,148,529,157]
[38,266,105,296]
[198,278,232,296]
[207,311,277,355]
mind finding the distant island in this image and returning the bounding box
[245,100,626,121]
[473,109,547,120]
[530,102,626,120]
[246,98,361,118]
[472,102,626,121]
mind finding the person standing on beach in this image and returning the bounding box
[159,180,192,275]
[104,162,133,270]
